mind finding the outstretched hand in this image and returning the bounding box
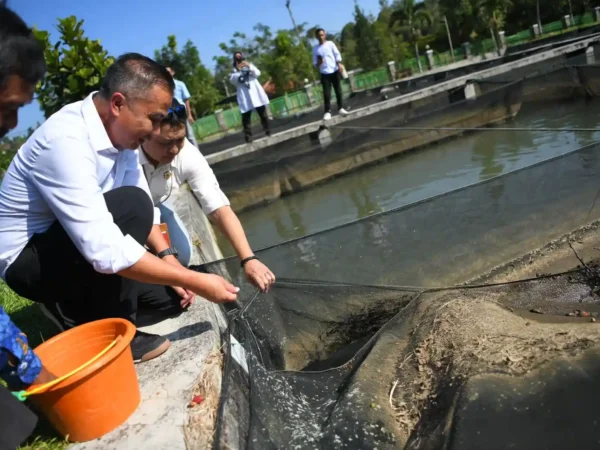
[189,273,239,304]
[244,259,276,293]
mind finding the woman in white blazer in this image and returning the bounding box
[230,52,271,143]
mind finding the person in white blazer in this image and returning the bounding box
[230,52,271,143]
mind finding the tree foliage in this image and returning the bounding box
[33,16,113,118]
[154,35,221,117]
[212,23,316,97]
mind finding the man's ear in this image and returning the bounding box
[110,93,126,117]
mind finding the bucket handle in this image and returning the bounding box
[12,337,120,402]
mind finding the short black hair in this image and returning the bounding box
[0,6,46,89]
[99,53,174,100]
[315,28,325,38]
[161,98,187,129]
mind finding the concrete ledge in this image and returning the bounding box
[70,300,224,450]
[206,34,600,166]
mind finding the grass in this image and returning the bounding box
[0,281,67,450]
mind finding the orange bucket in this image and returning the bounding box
[28,318,140,442]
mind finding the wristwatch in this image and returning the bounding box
[157,247,178,259]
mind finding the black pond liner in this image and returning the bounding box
[197,137,600,449]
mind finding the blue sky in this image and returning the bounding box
[8,0,382,136]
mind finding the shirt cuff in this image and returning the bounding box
[111,234,147,273]
[153,207,161,225]
[201,191,231,215]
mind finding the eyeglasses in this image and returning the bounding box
[166,104,187,122]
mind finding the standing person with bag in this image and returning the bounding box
[312,28,349,121]
[230,52,271,143]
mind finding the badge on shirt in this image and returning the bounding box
[164,171,172,180]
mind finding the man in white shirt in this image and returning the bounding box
[0,53,239,363]
[312,28,349,121]
[139,99,276,292]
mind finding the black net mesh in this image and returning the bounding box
[211,63,600,213]
[204,140,600,449]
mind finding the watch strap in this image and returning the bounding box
[157,247,178,259]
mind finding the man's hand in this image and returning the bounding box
[188,273,239,304]
[163,255,195,308]
[33,365,56,386]
[172,286,196,308]
[338,62,345,72]
[244,259,276,293]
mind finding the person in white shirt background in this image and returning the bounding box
[165,66,199,149]
[312,28,349,121]
[0,53,239,363]
[230,52,271,143]
[139,98,276,292]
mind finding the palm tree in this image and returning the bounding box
[390,0,434,72]
[477,0,512,55]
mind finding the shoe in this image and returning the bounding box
[323,112,332,120]
[339,108,349,116]
[245,136,253,144]
[131,331,171,363]
[265,130,271,137]
[40,302,76,331]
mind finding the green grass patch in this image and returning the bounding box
[0,281,66,449]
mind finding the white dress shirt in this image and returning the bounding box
[229,63,270,114]
[139,138,230,215]
[0,92,160,279]
[312,41,342,75]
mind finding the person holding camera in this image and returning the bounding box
[230,52,271,143]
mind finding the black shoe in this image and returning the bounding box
[265,130,271,137]
[131,331,171,363]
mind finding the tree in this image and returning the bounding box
[215,23,317,96]
[0,125,37,177]
[353,5,385,70]
[339,22,361,69]
[33,16,113,118]
[390,0,434,72]
[154,36,221,117]
[477,0,512,52]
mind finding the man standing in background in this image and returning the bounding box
[166,66,199,148]
[313,28,349,121]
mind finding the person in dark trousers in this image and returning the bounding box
[312,28,349,121]
[230,52,271,143]
[0,54,240,368]
[0,6,56,448]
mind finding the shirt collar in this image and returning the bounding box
[81,92,117,153]
[138,148,150,166]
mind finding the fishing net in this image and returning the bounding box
[200,141,600,449]
[210,60,600,213]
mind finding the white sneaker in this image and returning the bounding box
[339,108,349,116]
[323,112,332,121]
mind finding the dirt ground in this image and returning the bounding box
[390,222,600,443]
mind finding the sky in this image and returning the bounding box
[8,0,382,136]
